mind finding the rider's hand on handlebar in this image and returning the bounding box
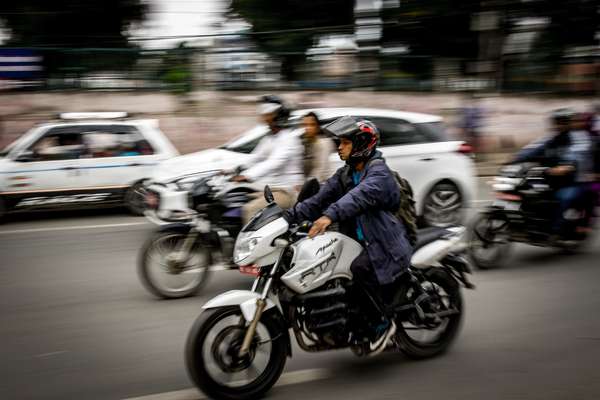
[548,165,574,176]
[231,175,249,182]
[308,216,332,238]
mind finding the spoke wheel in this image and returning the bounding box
[138,232,211,299]
[468,213,512,269]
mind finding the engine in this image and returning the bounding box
[291,280,351,350]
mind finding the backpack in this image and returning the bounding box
[341,159,418,247]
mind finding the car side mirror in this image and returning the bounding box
[15,150,35,162]
[264,185,275,204]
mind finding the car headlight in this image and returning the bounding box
[233,233,261,264]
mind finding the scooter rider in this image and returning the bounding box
[231,95,304,223]
[511,108,593,238]
[286,116,413,356]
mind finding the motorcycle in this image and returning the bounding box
[468,162,596,269]
[138,169,258,299]
[185,183,474,400]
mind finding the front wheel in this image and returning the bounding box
[138,231,211,299]
[467,213,513,269]
[186,306,288,400]
[396,269,463,359]
[125,181,149,216]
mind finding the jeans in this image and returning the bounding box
[553,185,584,233]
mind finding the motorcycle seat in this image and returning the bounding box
[414,227,452,250]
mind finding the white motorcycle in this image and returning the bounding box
[185,185,474,400]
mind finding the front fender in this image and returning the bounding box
[203,290,282,322]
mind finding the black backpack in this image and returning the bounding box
[341,159,418,247]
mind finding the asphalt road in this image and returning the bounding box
[1,196,599,399]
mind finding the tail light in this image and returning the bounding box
[457,143,474,156]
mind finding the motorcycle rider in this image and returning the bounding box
[511,108,593,238]
[231,95,304,223]
[286,116,413,356]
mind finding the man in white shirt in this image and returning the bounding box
[231,95,304,223]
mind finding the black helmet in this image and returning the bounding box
[258,94,290,128]
[323,116,379,162]
[551,108,575,125]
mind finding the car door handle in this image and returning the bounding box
[127,162,143,167]
[61,166,78,170]
[418,157,436,162]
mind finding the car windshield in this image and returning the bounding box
[0,141,16,157]
[241,202,284,232]
[221,125,269,154]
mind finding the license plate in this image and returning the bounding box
[493,199,520,211]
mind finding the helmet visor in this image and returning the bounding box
[322,116,360,139]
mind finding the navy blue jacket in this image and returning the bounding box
[288,151,412,284]
[512,130,593,183]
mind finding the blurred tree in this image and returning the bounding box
[229,0,356,80]
[0,0,147,47]
[0,0,148,74]
[381,0,481,59]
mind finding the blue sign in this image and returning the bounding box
[0,48,43,79]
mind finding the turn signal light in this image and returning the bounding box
[239,264,260,276]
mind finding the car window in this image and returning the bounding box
[27,127,85,161]
[25,125,154,161]
[366,117,430,146]
[414,122,447,142]
[80,126,155,158]
[223,125,269,154]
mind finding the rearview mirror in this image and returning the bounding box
[264,185,274,204]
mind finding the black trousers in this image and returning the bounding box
[350,250,404,322]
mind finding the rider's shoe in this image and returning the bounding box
[368,320,397,356]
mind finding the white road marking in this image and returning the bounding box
[0,222,148,235]
[123,368,332,400]
[34,351,69,358]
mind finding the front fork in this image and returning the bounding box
[173,217,212,265]
[238,246,285,357]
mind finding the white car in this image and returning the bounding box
[151,107,476,227]
[0,113,179,219]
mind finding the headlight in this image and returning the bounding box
[233,233,261,264]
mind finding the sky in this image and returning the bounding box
[132,0,226,48]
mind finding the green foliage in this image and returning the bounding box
[229,0,356,80]
[0,0,147,47]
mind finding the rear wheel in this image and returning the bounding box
[138,231,211,299]
[186,307,288,400]
[0,197,6,223]
[422,182,463,227]
[396,269,463,359]
[468,213,512,269]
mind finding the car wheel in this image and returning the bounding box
[125,180,149,216]
[0,197,6,222]
[422,182,463,228]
